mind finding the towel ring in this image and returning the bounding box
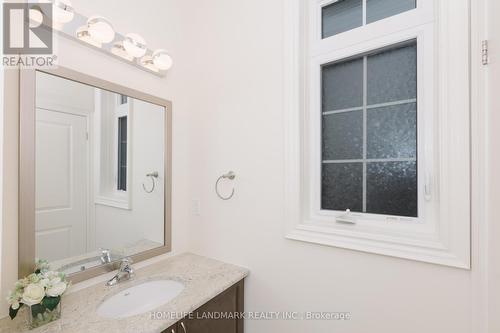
[215,171,236,200]
[142,171,159,193]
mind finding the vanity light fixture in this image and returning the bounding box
[140,56,160,73]
[87,16,115,44]
[123,33,147,58]
[36,3,172,76]
[111,42,134,61]
[152,49,173,71]
[39,0,74,30]
[76,26,102,48]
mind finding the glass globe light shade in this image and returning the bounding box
[29,9,44,28]
[152,49,173,71]
[39,0,74,24]
[123,33,147,58]
[87,16,115,44]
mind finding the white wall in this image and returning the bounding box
[178,1,481,332]
[130,100,165,245]
[486,0,500,330]
[95,98,165,250]
[0,1,4,311]
[36,71,95,112]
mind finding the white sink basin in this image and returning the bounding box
[97,280,184,319]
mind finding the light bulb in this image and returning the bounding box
[140,56,159,73]
[39,0,74,24]
[76,26,102,48]
[112,42,134,61]
[123,33,147,58]
[152,49,173,71]
[29,9,44,28]
[87,16,115,44]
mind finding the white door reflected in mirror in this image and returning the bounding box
[36,109,88,261]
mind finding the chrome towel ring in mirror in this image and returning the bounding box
[215,171,236,200]
[142,171,159,193]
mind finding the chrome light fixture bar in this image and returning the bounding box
[31,2,171,77]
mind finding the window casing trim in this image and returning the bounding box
[283,0,471,269]
[309,25,435,230]
[93,90,133,210]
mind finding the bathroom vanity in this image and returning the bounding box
[1,67,250,332]
[162,279,244,333]
[0,253,248,333]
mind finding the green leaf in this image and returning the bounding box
[31,303,46,318]
[9,304,22,320]
[42,296,60,311]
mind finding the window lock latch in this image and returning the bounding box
[336,209,357,225]
[482,40,489,66]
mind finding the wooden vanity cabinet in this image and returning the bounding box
[163,280,244,333]
[164,323,179,333]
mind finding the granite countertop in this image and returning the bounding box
[0,253,249,333]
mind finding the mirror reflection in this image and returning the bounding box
[35,71,165,275]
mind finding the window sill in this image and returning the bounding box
[286,222,470,269]
[95,194,131,210]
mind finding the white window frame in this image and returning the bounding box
[114,95,129,193]
[94,90,133,210]
[284,0,471,268]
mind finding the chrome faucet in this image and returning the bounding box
[106,258,134,286]
[100,248,112,264]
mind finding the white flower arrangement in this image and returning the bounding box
[7,259,70,321]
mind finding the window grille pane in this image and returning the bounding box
[117,116,127,191]
[367,103,417,159]
[367,42,417,105]
[120,95,128,105]
[322,163,363,211]
[366,161,417,217]
[119,143,127,164]
[366,0,416,24]
[322,0,363,39]
[323,111,363,160]
[321,41,418,217]
[322,57,364,111]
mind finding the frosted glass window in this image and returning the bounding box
[321,40,417,217]
[321,0,416,38]
[366,0,416,24]
[323,111,363,160]
[322,0,363,39]
[367,43,417,105]
[322,163,363,211]
[322,58,364,111]
[119,94,128,105]
[117,116,127,191]
[366,161,417,217]
[367,103,417,159]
